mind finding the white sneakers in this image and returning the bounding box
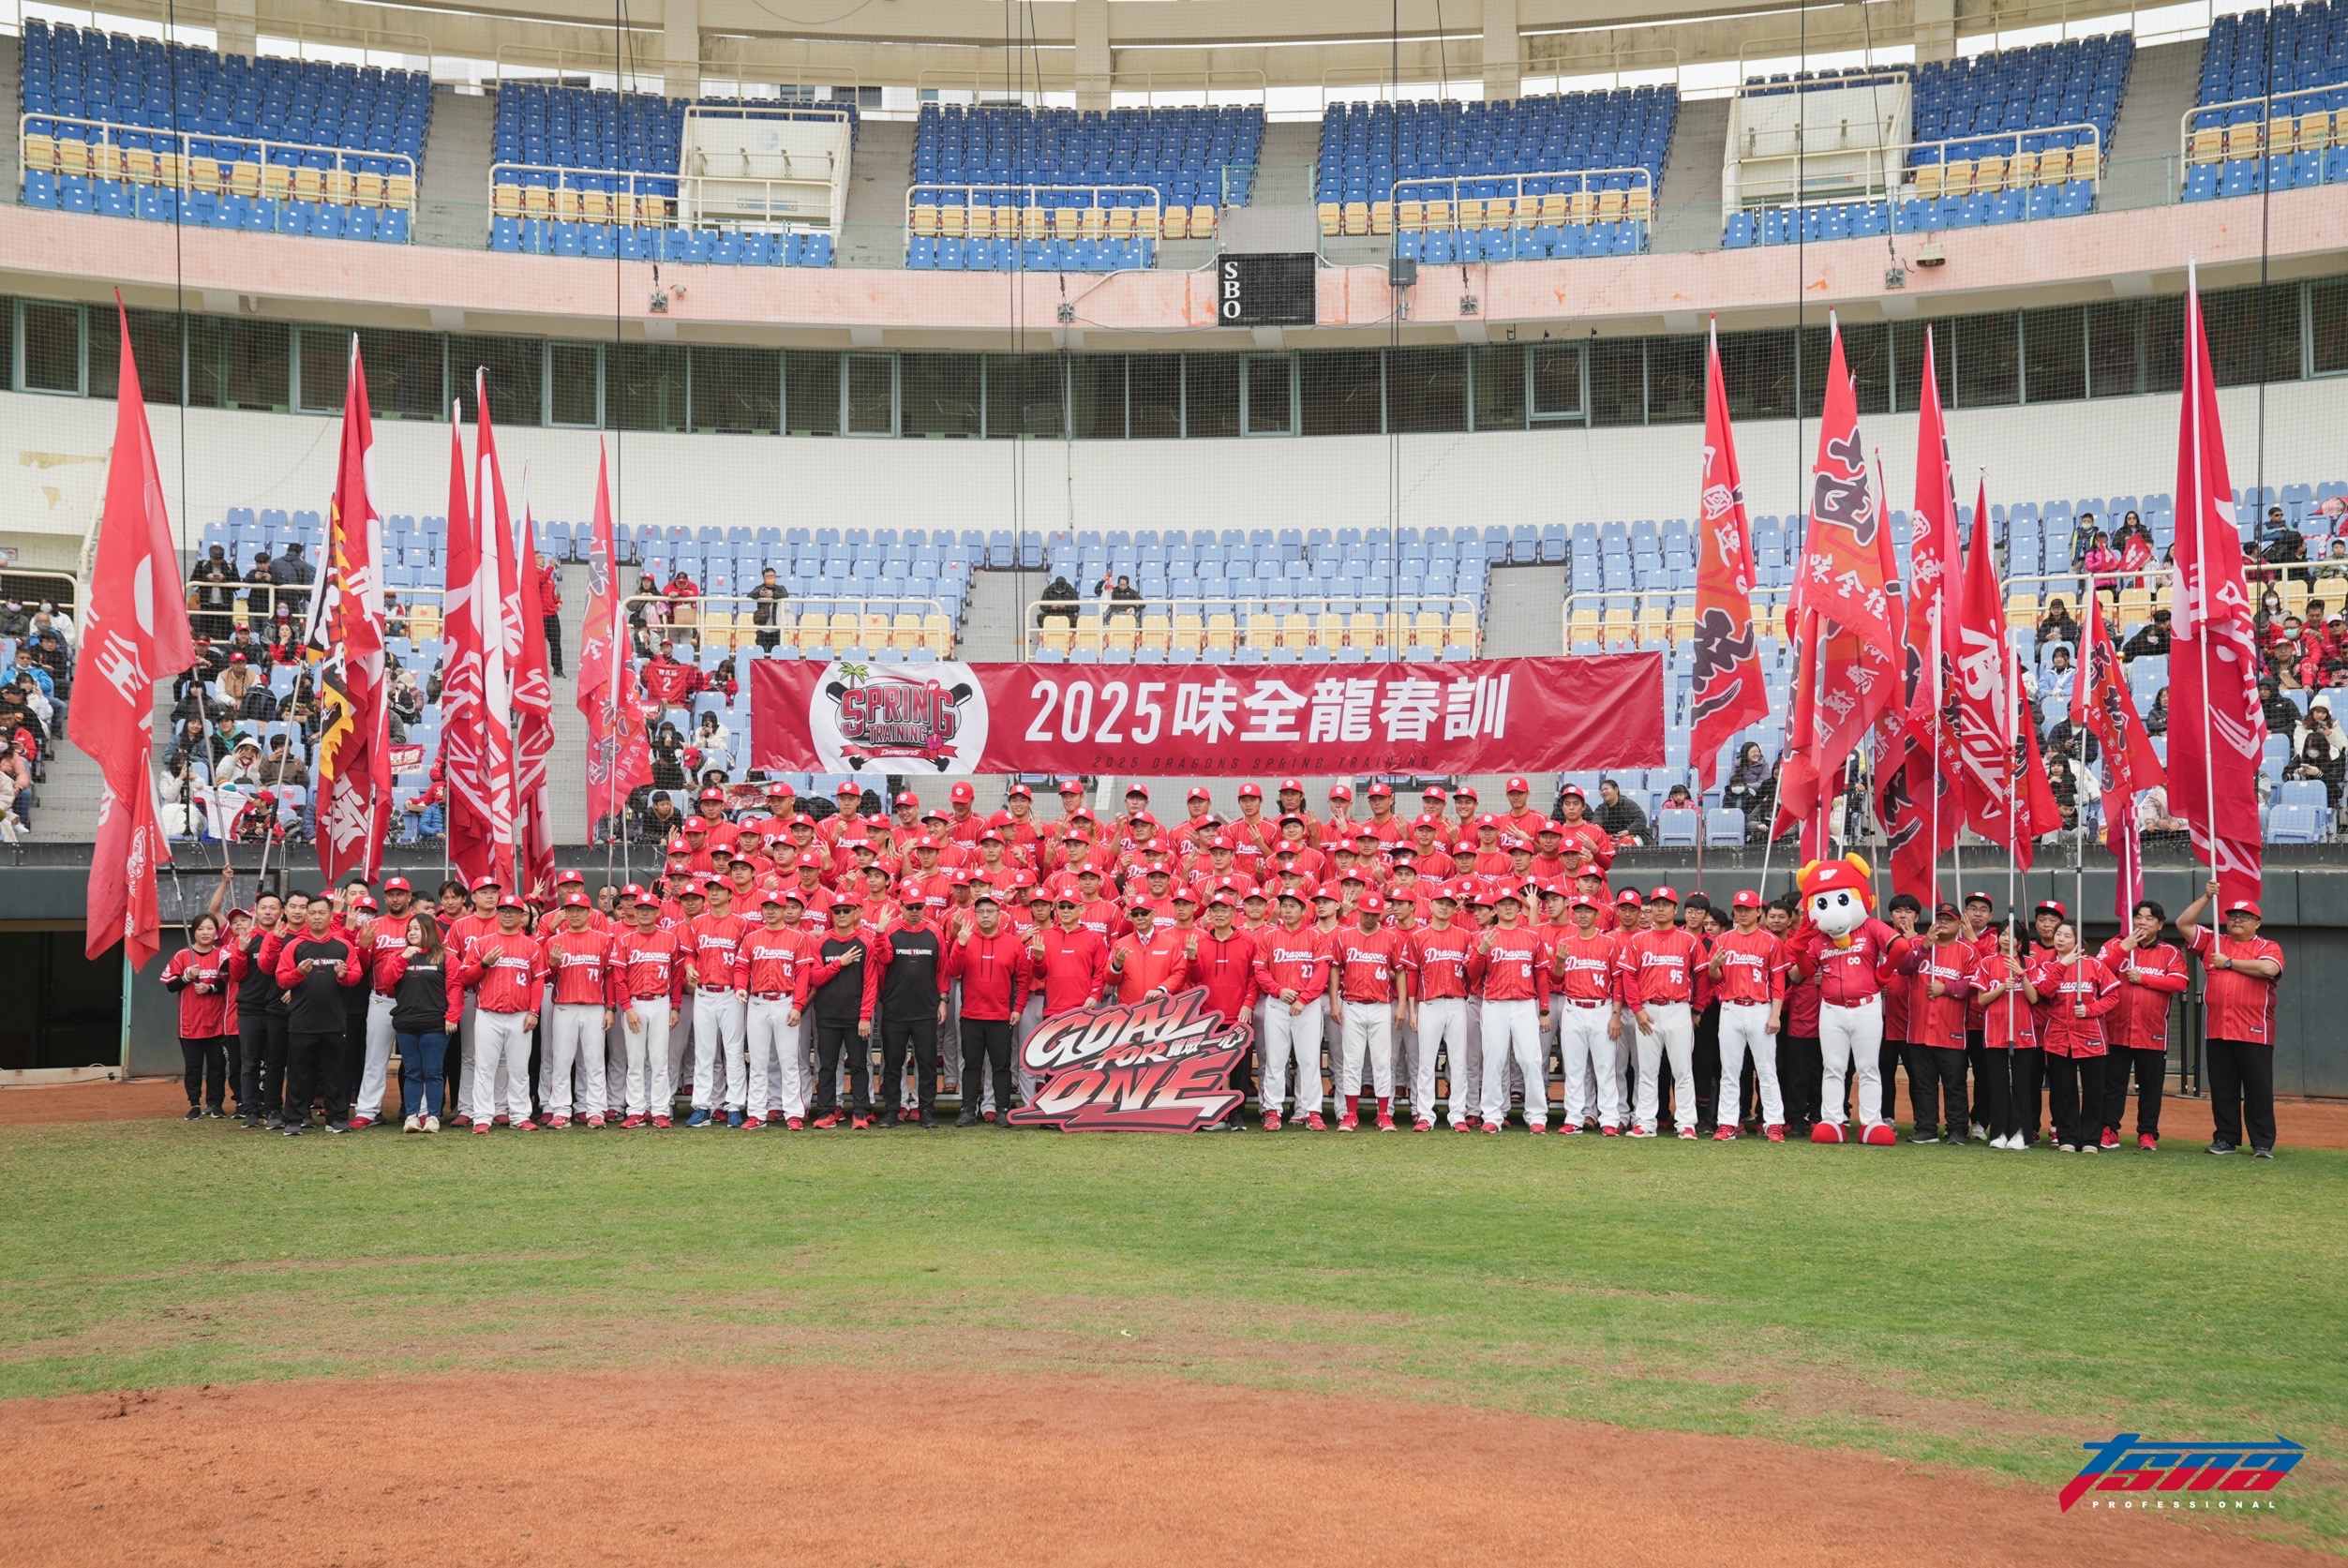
[401,1115,421,1133]
[423,1115,441,1133]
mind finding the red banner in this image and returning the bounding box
[1688,320,1770,793]
[751,654,1663,777]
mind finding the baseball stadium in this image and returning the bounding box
[0,0,2344,1560]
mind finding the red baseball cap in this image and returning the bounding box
[1368,783,1393,798]
[1057,777,1084,794]
[899,881,928,903]
[1236,783,1264,799]
[1357,892,1386,915]
[1278,778,1304,793]
[381,876,411,892]
[1422,785,1448,802]
[797,851,828,870]
[1007,783,1034,799]
[1649,886,1680,904]
[895,790,920,808]
[2226,899,2264,919]
[556,869,586,886]
[949,782,975,803]
[830,889,866,908]
[1328,784,1353,801]
[496,894,527,912]
[561,891,591,909]
[1311,883,1341,902]
[1616,889,1643,906]
[1558,784,1586,800]
[470,874,501,891]
[836,780,863,797]
[1569,894,1599,911]
[1454,784,1479,799]
[1732,889,1763,909]
[682,815,708,832]
[1505,776,1531,793]
[1189,786,1212,800]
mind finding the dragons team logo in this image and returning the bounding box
[803,660,990,774]
[1009,990,1249,1132]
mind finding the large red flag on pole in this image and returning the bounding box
[2074,591,2165,922]
[2167,261,2265,907]
[307,336,391,883]
[83,298,196,970]
[471,372,523,891]
[1688,320,1770,794]
[1952,485,2025,857]
[510,474,558,899]
[577,445,650,830]
[441,403,511,886]
[1882,328,1967,902]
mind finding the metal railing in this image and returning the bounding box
[1024,595,1482,660]
[2177,83,2345,173]
[623,592,958,655]
[19,113,417,228]
[2,568,78,614]
[905,181,1172,246]
[1345,165,1656,238]
[1727,122,2102,214]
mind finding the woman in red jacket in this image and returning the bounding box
[2096,900,2191,1150]
[161,914,237,1120]
[2025,920,2121,1153]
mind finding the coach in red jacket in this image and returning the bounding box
[947,890,1032,1127]
[2096,899,2190,1149]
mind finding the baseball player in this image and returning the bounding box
[609,890,684,1127]
[541,892,615,1127]
[1620,887,1704,1139]
[1252,889,1336,1130]
[349,876,418,1127]
[1706,890,1785,1142]
[453,895,546,1134]
[943,890,1030,1128]
[1548,892,1623,1134]
[736,890,811,1128]
[1409,884,1477,1132]
[682,878,751,1127]
[1188,891,1262,1130]
[1332,892,1410,1130]
[1470,888,1550,1132]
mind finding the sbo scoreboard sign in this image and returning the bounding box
[1217,253,1316,327]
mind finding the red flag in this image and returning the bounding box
[1791,315,1901,655]
[2167,262,2265,907]
[82,299,195,970]
[1688,320,1769,794]
[471,376,528,893]
[441,401,513,886]
[1952,484,2026,856]
[308,336,392,883]
[2074,592,2165,921]
[578,446,651,828]
[1882,329,1967,902]
[512,476,557,900]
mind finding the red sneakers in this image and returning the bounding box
[1452,1118,1474,1133]
[850,1115,873,1130]
[512,1119,539,1132]
[449,1113,473,1128]
[1600,1124,1621,1137]
[2099,1128,2120,1150]
[651,1114,671,1128]
[1337,1113,1359,1132]
[1712,1127,1738,1142]
[583,1114,604,1130]
[1764,1124,1786,1142]
[547,1114,570,1130]
[349,1116,372,1131]
[980,1110,998,1123]
[1263,1111,1283,1132]
[471,1120,492,1136]
[742,1116,765,1130]
[1304,1113,1326,1131]
[1558,1122,1582,1135]
[1375,1111,1396,1131]
[1677,1127,1698,1140]
[1527,1121,1548,1135]
[2138,1132,2157,1151]
[1413,1117,1433,1131]
[621,1114,645,1129]
[1484,1118,1504,1134]
[813,1113,841,1129]
[786,1116,805,1130]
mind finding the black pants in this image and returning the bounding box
[962,1017,1015,1120]
[543,614,563,676]
[180,1034,229,1109]
[1877,1038,1909,1124]
[811,1019,870,1119]
[1980,1047,2042,1142]
[2045,1053,2108,1147]
[240,1011,288,1122]
[340,991,369,1125]
[2206,1038,2278,1151]
[1780,1032,1822,1128]
[879,1009,939,1118]
[1965,1029,1987,1129]
[1692,1003,1721,1132]
[283,1030,350,1127]
[2101,1046,2167,1140]
[1901,1042,1969,1139]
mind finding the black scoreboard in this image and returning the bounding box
[1217,253,1317,327]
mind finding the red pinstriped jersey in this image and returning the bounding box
[1334,926,1412,1005]
[544,927,615,1007]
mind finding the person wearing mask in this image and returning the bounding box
[2024,921,2120,1154]
[942,890,1029,1129]
[270,541,316,622]
[160,915,237,1120]
[454,895,547,1135]
[871,886,950,1128]
[1903,903,1977,1145]
[1969,926,2041,1151]
[1038,574,1079,630]
[611,892,686,1127]
[379,914,457,1132]
[2120,609,2172,664]
[2176,879,2286,1157]
[542,893,616,1128]
[1252,889,1337,1131]
[2097,901,2190,1151]
[271,895,364,1136]
[1331,893,1411,1132]
[1471,889,1552,1134]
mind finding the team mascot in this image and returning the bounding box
[1792,856,1913,1145]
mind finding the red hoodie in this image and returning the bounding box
[942,926,1031,1021]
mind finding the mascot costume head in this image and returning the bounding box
[1794,855,1899,1145]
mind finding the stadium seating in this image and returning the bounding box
[2180,0,2348,202]
[486,83,849,266]
[1316,88,1675,260]
[1727,37,2124,246]
[903,105,1261,270]
[16,20,426,245]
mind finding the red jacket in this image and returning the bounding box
[1188,927,1262,1024]
[455,932,547,1014]
[161,945,235,1037]
[1469,926,1550,1006]
[609,927,686,1006]
[943,926,1031,1021]
[2028,954,2120,1056]
[2096,936,2190,1052]
[1252,921,1335,1004]
[1109,926,1191,1004]
[361,914,413,994]
[1027,924,1111,1018]
[1968,952,2038,1051]
[535,560,561,616]
[2187,927,2285,1045]
[1905,939,1977,1051]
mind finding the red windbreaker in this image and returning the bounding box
[1189,927,1262,1024]
[1109,927,1191,1004]
[1027,924,1111,1017]
[2028,954,2121,1057]
[943,927,1031,1021]
[2096,937,2190,1052]
[1904,940,1976,1050]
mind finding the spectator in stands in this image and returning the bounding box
[628,572,668,654]
[217,733,264,787]
[2114,512,2155,582]
[650,723,688,792]
[0,736,28,838]
[0,684,45,768]
[216,653,255,711]
[193,545,238,640]
[387,668,423,733]
[2136,783,2188,844]
[639,788,683,842]
[12,647,54,713]
[695,709,732,761]
[1662,784,1695,814]
[2069,512,2099,570]
[2317,539,2348,583]
[232,790,286,844]
[2144,686,2169,737]
[534,552,564,677]
[383,598,410,642]
[662,566,701,629]
[0,601,24,640]
[270,543,316,622]
[2121,609,2171,663]
[1721,742,1770,822]
[2290,701,2345,810]
[640,639,701,718]
[266,620,302,667]
[1039,574,1079,629]
[2261,505,2306,567]
[2080,531,2122,600]
[2260,676,2298,736]
[1110,575,1144,622]
[261,735,308,789]
[30,628,71,700]
[33,602,72,646]
[2037,597,2078,649]
[2042,645,2076,709]
[750,568,788,650]
[1593,777,1649,845]
[710,657,739,708]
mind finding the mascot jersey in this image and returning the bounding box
[1788,857,1912,1006]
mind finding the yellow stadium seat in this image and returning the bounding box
[582,188,613,224]
[22,133,55,173]
[939,202,966,236]
[1053,205,1082,237]
[1596,188,1627,222]
[157,151,184,187]
[923,613,954,654]
[1173,612,1204,653]
[1189,204,1217,236]
[613,192,641,225]
[1397,199,1426,231]
[1105,204,1135,237]
[2268,115,2296,154]
[1206,613,1238,654]
[1318,202,1343,236]
[1973,153,2009,191]
[1073,615,1104,654]
[386,172,415,207]
[1351,612,1384,650]
[794,610,830,650]
[409,605,441,641]
[1668,605,1697,645]
[1420,611,1452,648]
[90,142,123,181]
[1021,204,1048,238]
[1082,205,1109,239]
[1625,187,1653,222]
[292,166,323,202]
[861,612,891,648]
[1344,201,1372,234]
[553,187,581,221]
[1423,199,1454,230]
[2301,111,2336,150]
[1106,617,1140,654]
[2187,127,2225,163]
[2224,123,2261,159]
[701,609,738,647]
[1942,158,1977,197]
[2280,579,2310,620]
[52,137,90,177]
[325,168,355,204]
[890,613,922,650]
[1567,191,1598,223]
[1447,611,1478,650]
[1911,162,1945,200]
[1140,613,1172,652]
[636,192,663,224]
[2005,592,2040,629]
[1039,623,1073,656]
[1456,197,1488,230]
[2116,589,2154,625]
[523,184,551,217]
[1368,200,1394,234]
[910,202,939,235]
[1281,613,1312,651]
[124,146,157,184]
[2035,148,2070,185]
[354,171,386,206]
[2071,143,2101,183]
[1601,607,1635,643]
[1637,604,1668,645]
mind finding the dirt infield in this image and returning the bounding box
[9,1075,2348,1147]
[0,1370,2317,1566]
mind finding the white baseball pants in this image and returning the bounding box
[470,1009,535,1125]
[1479,998,1547,1127]
[1260,997,1328,1119]
[1633,1000,1697,1133]
[1820,995,1886,1129]
[1555,1001,1622,1128]
[745,997,806,1120]
[1716,1002,1785,1128]
[544,1003,607,1119]
[621,997,673,1117]
[453,995,478,1116]
[1446,997,1489,1127]
[1337,1003,1396,1100]
[353,991,396,1122]
[691,989,747,1112]
[1414,997,1470,1124]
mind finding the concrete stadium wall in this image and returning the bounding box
[0,376,2333,551]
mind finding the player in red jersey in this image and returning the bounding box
[735,890,813,1128]
[1470,888,1550,1132]
[2096,899,2190,1150]
[609,891,686,1126]
[1704,890,1784,1141]
[1189,892,1262,1131]
[1617,888,1705,1138]
[2176,879,2286,1157]
[1969,928,2040,1149]
[1405,885,1478,1132]
[1901,903,1978,1145]
[1549,893,1625,1135]
[452,895,547,1133]
[1331,893,1412,1131]
[541,893,616,1127]
[2024,919,2121,1153]
[1252,889,1336,1130]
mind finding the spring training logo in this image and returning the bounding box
[2058,1434,2304,1512]
[1009,989,1249,1132]
[824,667,975,771]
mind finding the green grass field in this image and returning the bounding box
[4,1122,2342,1546]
